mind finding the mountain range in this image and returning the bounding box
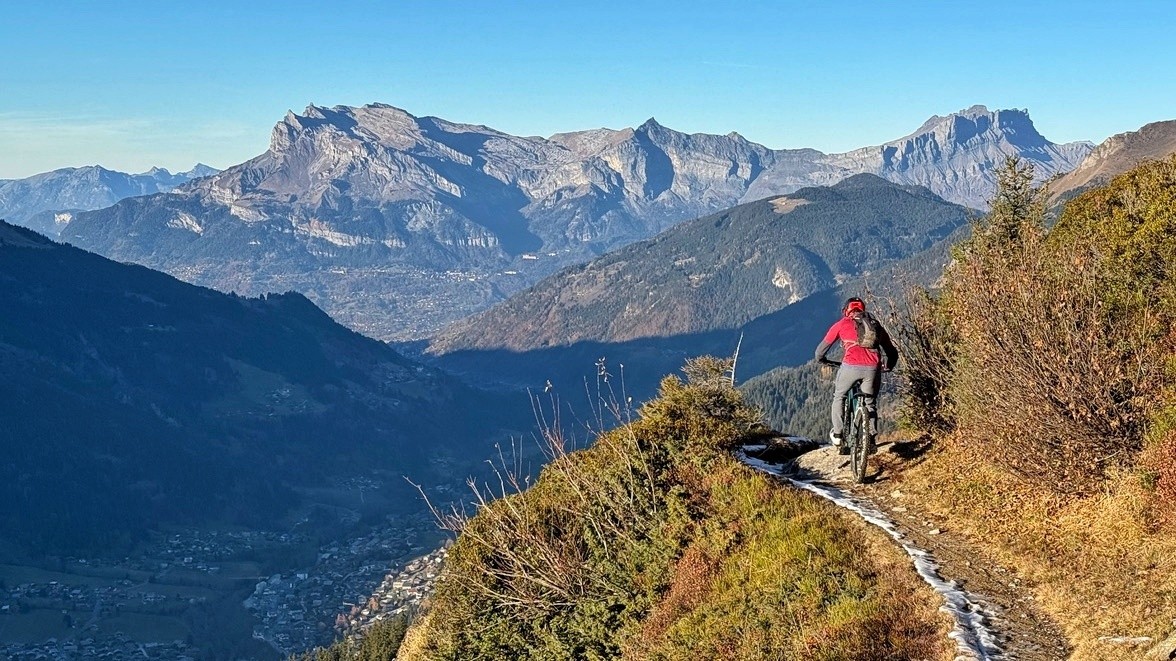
[0,220,519,556]
[7,105,1176,659]
[421,175,969,402]
[0,163,218,237]
[57,103,1089,340]
[430,174,969,352]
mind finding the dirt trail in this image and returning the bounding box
[743,438,1072,660]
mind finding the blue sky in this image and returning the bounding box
[2,1,1174,178]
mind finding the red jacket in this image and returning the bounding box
[815,316,897,369]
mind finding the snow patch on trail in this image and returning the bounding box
[738,448,1002,661]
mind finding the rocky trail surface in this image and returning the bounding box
[739,437,1073,660]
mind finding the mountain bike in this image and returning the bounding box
[821,359,873,483]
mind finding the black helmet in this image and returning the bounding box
[843,297,865,316]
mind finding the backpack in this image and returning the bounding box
[852,311,880,350]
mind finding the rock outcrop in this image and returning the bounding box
[1049,119,1176,204]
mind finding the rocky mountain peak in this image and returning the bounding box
[271,111,305,152]
[908,106,1040,148]
[913,104,993,132]
[636,117,670,138]
[353,103,419,126]
[273,106,345,150]
[818,105,1091,208]
[270,103,424,155]
[301,103,329,119]
[547,127,634,155]
[184,163,220,179]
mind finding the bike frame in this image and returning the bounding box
[823,358,873,483]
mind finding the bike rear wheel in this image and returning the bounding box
[850,403,870,483]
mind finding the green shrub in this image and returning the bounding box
[1051,155,1176,318]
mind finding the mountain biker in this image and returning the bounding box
[814,297,899,454]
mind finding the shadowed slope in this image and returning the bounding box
[0,221,519,556]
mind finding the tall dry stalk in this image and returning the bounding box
[414,364,667,623]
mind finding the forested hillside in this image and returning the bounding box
[422,175,968,411]
[430,174,969,353]
[738,363,899,442]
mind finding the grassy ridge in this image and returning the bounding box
[397,358,946,659]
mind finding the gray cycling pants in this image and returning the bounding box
[831,364,881,435]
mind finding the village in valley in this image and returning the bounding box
[244,517,448,657]
[1,508,451,660]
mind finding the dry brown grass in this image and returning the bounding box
[394,613,431,660]
[891,435,1176,660]
[1144,429,1176,527]
[624,543,721,658]
[851,515,955,661]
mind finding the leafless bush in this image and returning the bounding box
[887,158,1172,493]
[888,287,958,436]
[946,231,1165,492]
